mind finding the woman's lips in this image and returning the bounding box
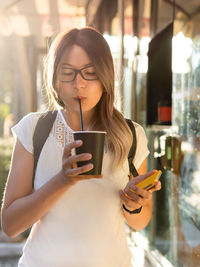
[74,96,86,100]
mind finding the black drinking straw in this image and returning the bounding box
[78,98,84,131]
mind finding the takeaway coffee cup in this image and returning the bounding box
[73,131,106,175]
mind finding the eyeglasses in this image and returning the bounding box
[60,65,98,82]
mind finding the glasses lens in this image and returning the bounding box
[60,66,98,82]
[81,66,98,80]
[60,68,75,82]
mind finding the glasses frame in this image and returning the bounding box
[60,65,98,82]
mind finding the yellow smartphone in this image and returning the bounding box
[136,170,162,190]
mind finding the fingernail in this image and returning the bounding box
[85,153,92,159]
[88,163,93,168]
[76,140,82,145]
[124,192,129,198]
[129,187,136,193]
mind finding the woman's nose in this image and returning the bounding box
[74,73,86,88]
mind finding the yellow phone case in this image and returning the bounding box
[136,170,162,190]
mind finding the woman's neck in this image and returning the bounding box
[62,109,95,131]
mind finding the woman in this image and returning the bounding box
[1,27,161,267]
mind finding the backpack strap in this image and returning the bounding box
[126,119,139,177]
[32,110,58,187]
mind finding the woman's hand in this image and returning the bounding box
[60,140,103,184]
[119,170,161,212]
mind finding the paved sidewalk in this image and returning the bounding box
[0,242,24,267]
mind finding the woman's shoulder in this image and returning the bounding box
[21,111,45,121]
[11,111,55,154]
[12,111,50,136]
[129,120,147,138]
[18,111,53,126]
[130,121,150,168]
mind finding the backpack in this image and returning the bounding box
[32,111,138,187]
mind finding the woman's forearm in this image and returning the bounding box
[122,199,152,231]
[1,172,72,238]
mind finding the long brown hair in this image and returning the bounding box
[44,27,132,168]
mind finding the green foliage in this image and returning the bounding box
[0,103,10,136]
[0,103,10,119]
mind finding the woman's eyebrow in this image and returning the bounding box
[61,63,93,68]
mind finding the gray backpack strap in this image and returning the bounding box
[32,110,58,187]
[126,119,139,177]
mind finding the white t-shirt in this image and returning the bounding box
[12,110,149,267]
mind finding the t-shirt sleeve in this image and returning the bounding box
[11,113,40,154]
[132,122,150,169]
